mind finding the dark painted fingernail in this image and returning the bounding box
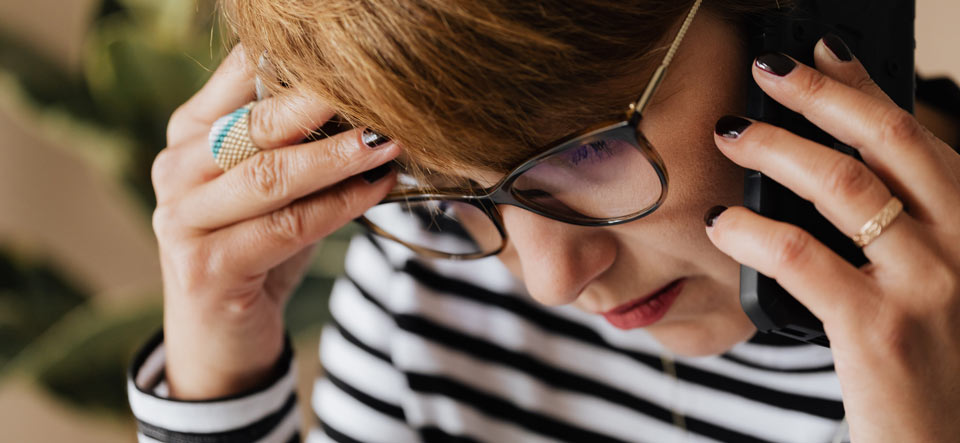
[361,163,392,184]
[755,53,797,76]
[362,128,390,148]
[715,116,753,139]
[822,33,853,62]
[704,205,728,227]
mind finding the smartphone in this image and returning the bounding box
[740,0,916,347]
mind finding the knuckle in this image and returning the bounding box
[879,108,923,146]
[744,123,777,151]
[823,156,875,201]
[200,242,237,282]
[322,136,356,170]
[771,226,813,268]
[151,148,176,189]
[151,205,176,238]
[870,308,921,363]
[248,104,278,146]
[266,204,308,243]
[796,70,830,104]
[166,105,190,143]
[172,241,216,290]
[852,74,879,95]
[243,150,287,199]
[330,184,362,215]
[928,261,959,299]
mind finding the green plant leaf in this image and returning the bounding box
[20,301,162,416]
[0,247,87,374]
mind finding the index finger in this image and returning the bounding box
[705,206,875,327]
[752,53,960,223]
[175,128,399,232]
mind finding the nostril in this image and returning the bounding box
[500,207,618,307]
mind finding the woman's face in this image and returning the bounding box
[493,10,756,356]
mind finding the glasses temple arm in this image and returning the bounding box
[628,0,703,125]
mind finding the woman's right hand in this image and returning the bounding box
[150,45,399,400]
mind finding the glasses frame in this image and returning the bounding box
[357,0,703,260]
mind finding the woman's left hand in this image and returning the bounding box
[706,35,960,443]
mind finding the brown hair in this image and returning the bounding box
[220,0,785,181]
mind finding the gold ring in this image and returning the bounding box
[209,102,261,171]
[851,196,904,248]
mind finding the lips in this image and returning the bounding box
[602,278,686,330]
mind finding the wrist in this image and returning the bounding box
[163,326,288,400]
[162,299,286,400]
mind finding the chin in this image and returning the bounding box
[646,315,757,357]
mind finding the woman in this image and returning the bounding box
[128,0,960,442]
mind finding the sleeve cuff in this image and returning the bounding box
[126,330,300,441]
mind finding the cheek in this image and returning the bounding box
[495,231,524,283]
[639,92,747,234]
[639,41,750,215]
[601,100,748,319]
[641,116,745,235]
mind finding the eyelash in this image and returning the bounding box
[567,140,614,165]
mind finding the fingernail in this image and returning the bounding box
[822,33,853,62]
[755,53,797,77]
[362,163,392,184]
[715,116,753,139]
[704,205,728,228]
[362,128,390,148]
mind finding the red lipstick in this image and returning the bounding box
[602,278,685,329]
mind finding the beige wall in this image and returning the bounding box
[0,0,96,72]
[917,0,960,78]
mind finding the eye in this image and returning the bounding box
[565,140,615,165]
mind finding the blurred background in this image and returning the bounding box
[0,0,956,440]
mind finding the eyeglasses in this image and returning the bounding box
[358,0,703,260]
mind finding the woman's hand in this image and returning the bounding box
[706,36,960,442]
[151,45,399,399]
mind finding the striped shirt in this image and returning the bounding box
[128,233,851,443]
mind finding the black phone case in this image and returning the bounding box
[740,0,915,347]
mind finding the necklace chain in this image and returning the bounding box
[659,353,688,440]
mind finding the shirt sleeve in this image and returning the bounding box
[128,234,421,443]
[126,331,300,443]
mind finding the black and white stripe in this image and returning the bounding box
[128,233,848,443]
[312,234,847,442]
[127,332,301,443]
[126,76,960,442]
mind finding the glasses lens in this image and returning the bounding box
[362,200,503,257]
[511,136,663,220]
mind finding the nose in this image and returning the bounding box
[499,206,617,306]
